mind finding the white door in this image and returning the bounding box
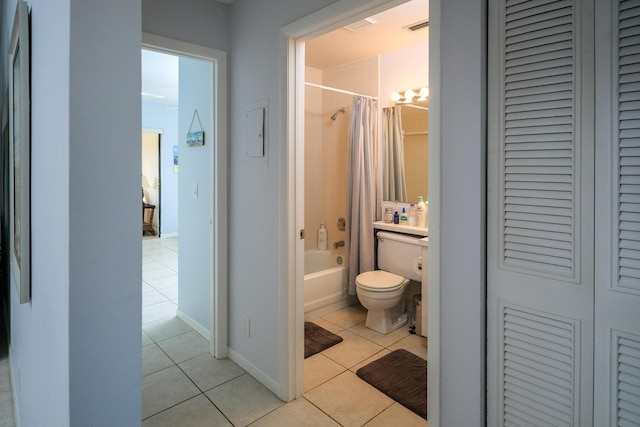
[487,0,595,425]
[594,1,640,425]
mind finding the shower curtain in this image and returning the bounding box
[347,96,380,295]
[382,106,407,202]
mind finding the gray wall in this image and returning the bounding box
[227,0,335,389]
[1,0,142,425]
[142,0,230,52]
[68,0,142,422]
[430,0,486,424]
[0,0,487,424]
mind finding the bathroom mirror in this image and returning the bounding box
[382,100,428,203]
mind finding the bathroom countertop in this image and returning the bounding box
[373,221,428,237]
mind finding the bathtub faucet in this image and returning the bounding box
[333,240,345,249]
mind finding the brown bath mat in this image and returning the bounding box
[356,349,427,419]
[304,322,343,358]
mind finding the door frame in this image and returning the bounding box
[279,0,437,403]
[142,33,228,358]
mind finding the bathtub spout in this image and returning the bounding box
[333,240,345,249]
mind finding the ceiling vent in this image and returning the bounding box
[406,20,429,32]
[344,17,378,32]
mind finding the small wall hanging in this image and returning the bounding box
[186,109,204,146]
[173,145,179,173]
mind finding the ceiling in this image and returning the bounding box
[306,0,429,70]
[141,49,179,107]
[141,0,428,106]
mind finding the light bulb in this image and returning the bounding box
[419,87,429,100]
[391,92,402,102]
[404,89,416,101]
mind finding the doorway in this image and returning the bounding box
[141,33,228,357]
[282,0,433,407]
[142,131,161,236]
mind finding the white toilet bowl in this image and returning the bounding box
[355,270,409,334]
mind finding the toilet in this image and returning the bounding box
[355,231,424,334]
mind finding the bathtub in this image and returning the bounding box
[304,249,349,319]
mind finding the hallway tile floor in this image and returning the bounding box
[0,236,427,426]
[143,236,427,426]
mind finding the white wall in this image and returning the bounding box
[67,0,142,423]
[142,0,229,52]
[1,0,143,425]
[3,0,72,424]
[429,0,486,425]
[178,56,213,331]
[227,0,335,394]
[143,101,179,235]
[379,40,429,109]
[0,0,487,423]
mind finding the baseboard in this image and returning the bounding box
[160,232,178,239]
[176,309,209,341]
[227,347,284,400]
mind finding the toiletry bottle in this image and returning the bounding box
[416,196,426,228]
[424,196,429,228]
[393,211,399,224]
[317,222,328,250]
[409,203,416,226]
[384,207,394,223]
[400,207,408,224]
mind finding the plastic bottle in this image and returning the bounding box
[424,196,429,228]
[416,196,427,228]
[317,222,328,250]
[393,211,400,224]
[399,207,408,224]
[409,203,417,226]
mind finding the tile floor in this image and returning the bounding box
[142,236,427,426]
[0,309,15,427]
[0,236,428,426]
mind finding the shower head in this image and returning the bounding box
[330,108,346,121]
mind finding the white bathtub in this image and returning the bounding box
[304,250,349,319]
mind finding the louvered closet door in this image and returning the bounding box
[487,0,595,425]
[594,1,640,425]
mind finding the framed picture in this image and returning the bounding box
[9,0,31,304]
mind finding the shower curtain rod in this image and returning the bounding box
[304,82,379,100]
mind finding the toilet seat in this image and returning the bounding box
[356,270,406,292]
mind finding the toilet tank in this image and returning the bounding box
[376,231,423,282]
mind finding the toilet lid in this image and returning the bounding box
[356,271,406,291]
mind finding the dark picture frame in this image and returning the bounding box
[9,0,31,304]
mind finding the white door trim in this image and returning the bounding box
[279,0,436,404]
[142,33,228,358]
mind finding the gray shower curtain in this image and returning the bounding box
[347,96,380,295]
[382,106,407,202]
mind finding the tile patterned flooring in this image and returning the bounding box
[0,236,428,426]
[0,310,15,427]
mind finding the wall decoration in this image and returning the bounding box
[186,110,204,146]
[173,145,179,173]
[9,0,31,303]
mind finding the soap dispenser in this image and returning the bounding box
[317,222,328,250]
[399,207,408,224]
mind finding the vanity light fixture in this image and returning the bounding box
[390,87,429,103]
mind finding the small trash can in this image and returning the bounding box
[413,294,422,336]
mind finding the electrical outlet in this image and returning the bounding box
[243,316,250,337]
